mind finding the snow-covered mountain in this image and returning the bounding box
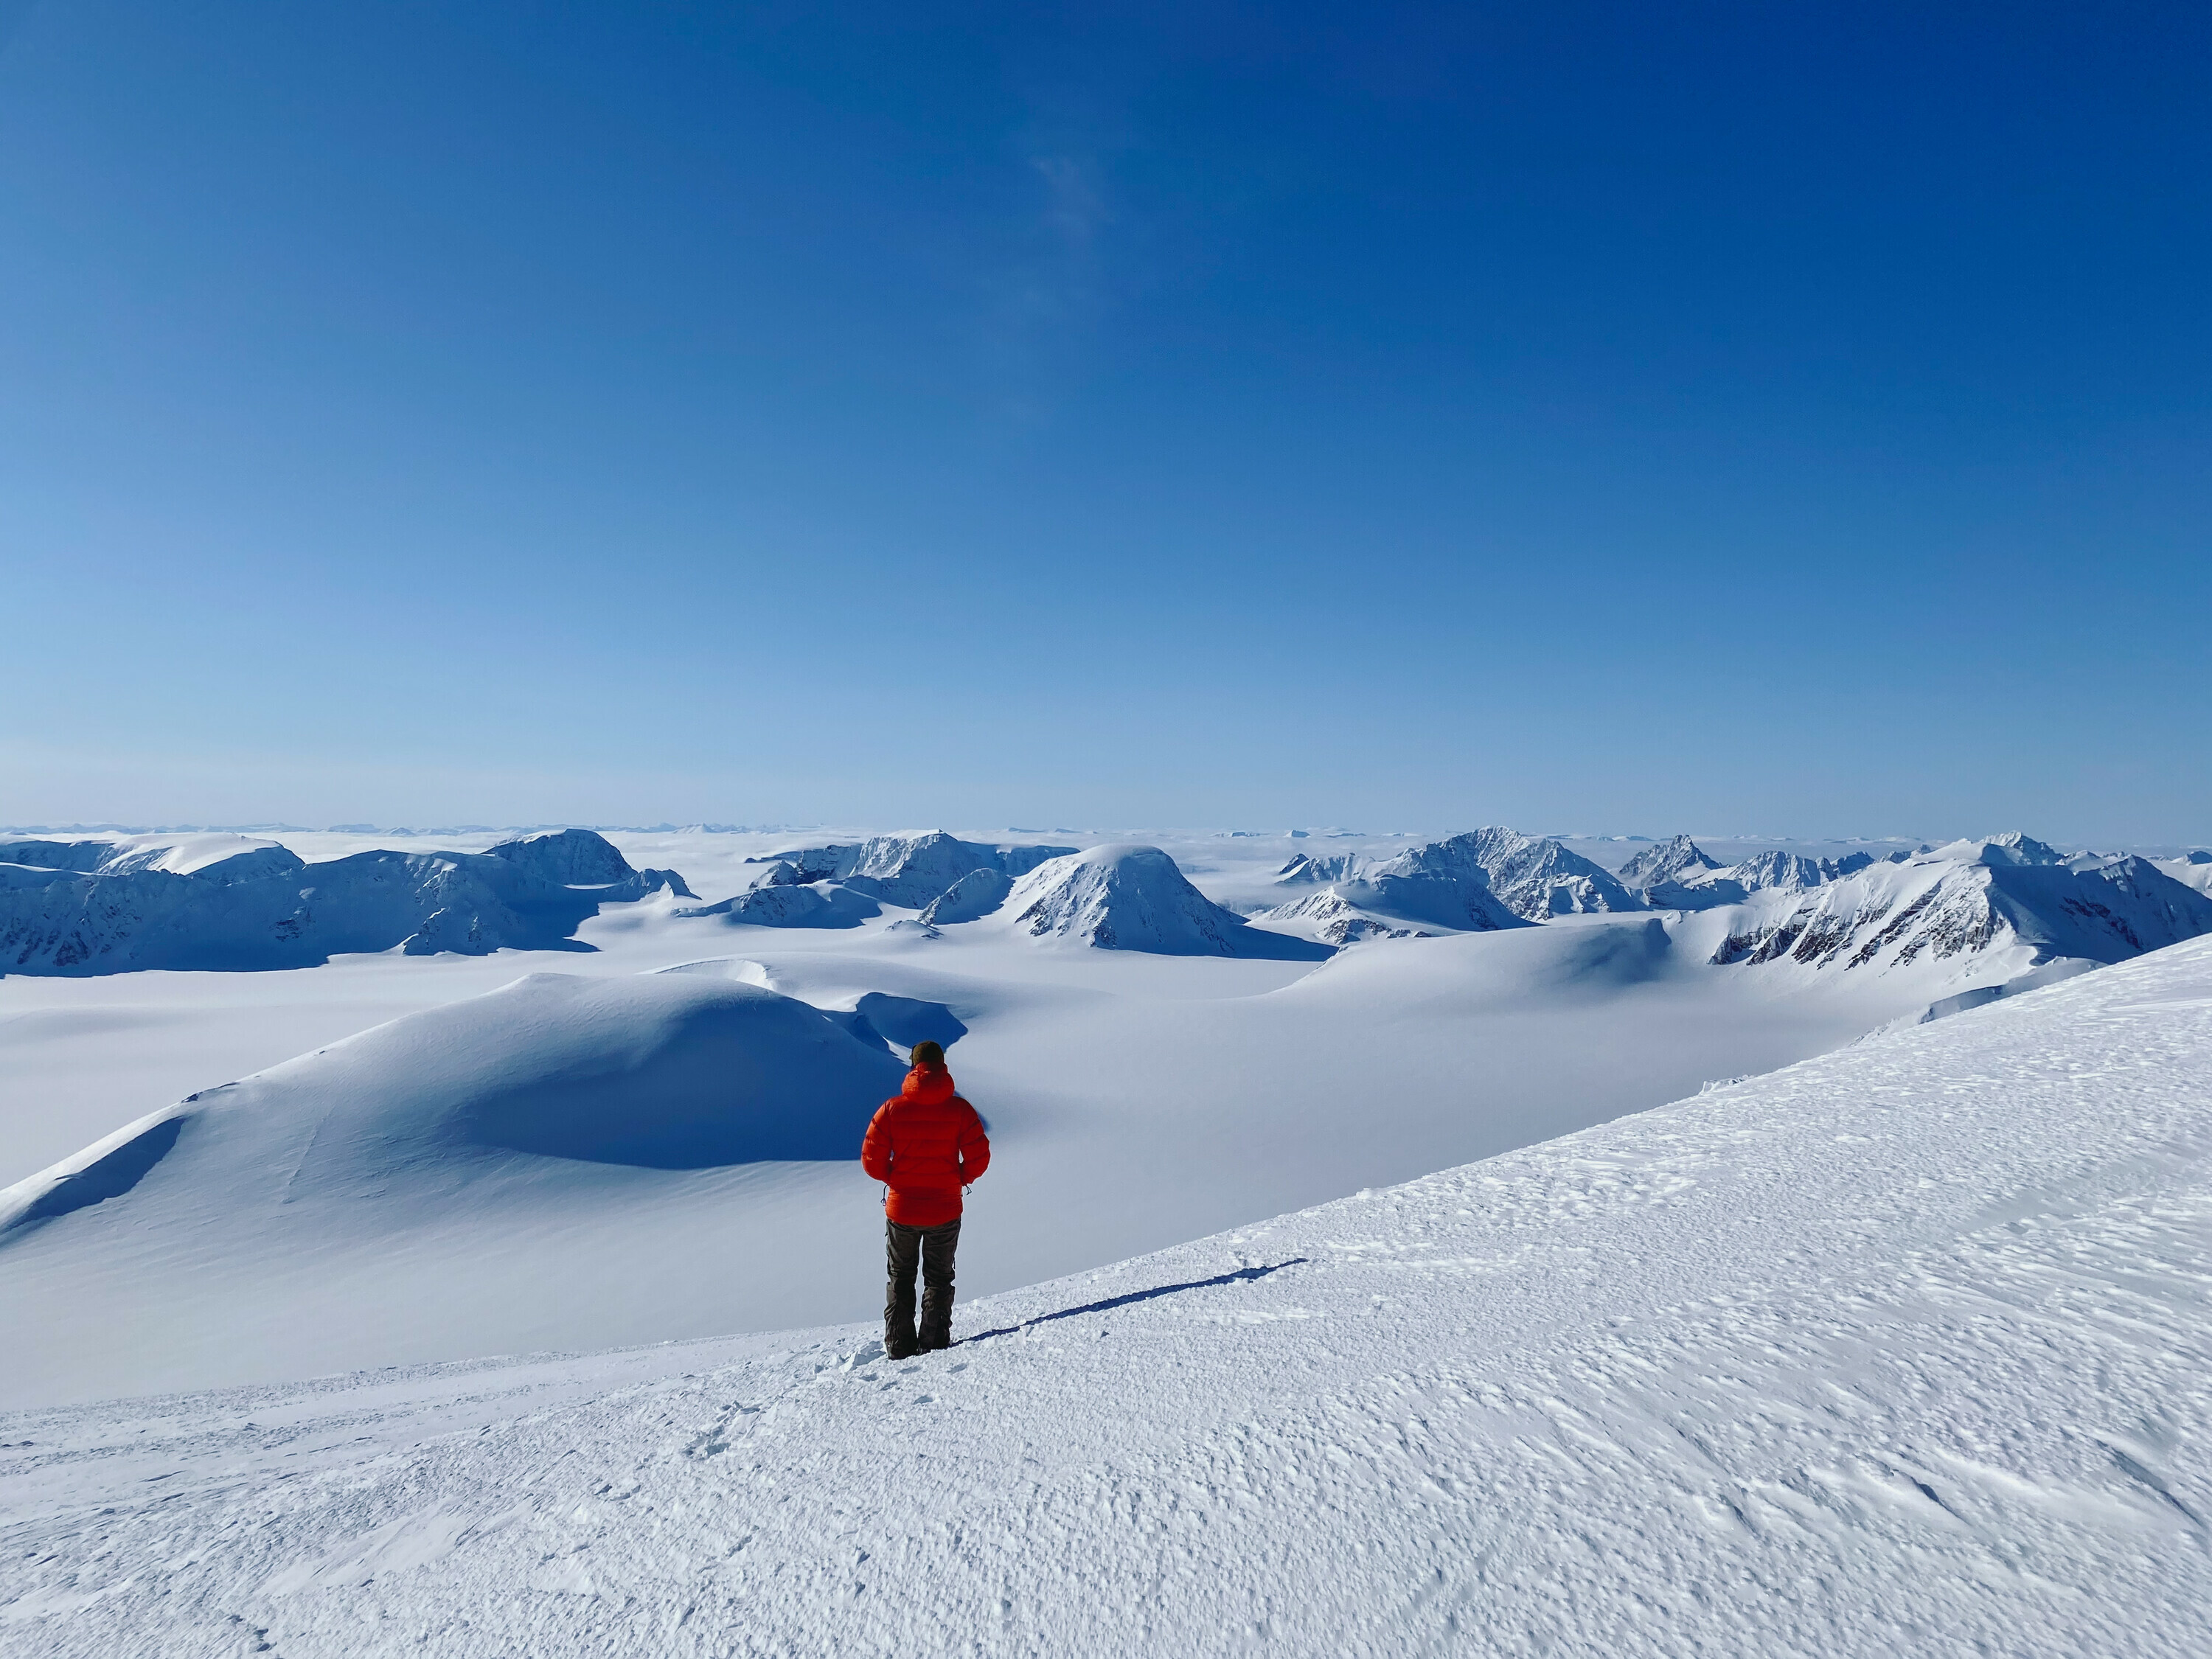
[675,880,882,929]
[1273,827,1629,926]
[9,936,2209,1656]
[745,832,1075,909]
[1616,832,1719,887]
[2158,849,2212,897]
[1703,835,2212,992]
[1252,887,1436,945]
[917,866,1012,925]
[0,830,691,975]
[1004,844,1332,958]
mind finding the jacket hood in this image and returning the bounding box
[901,1065,956,1105]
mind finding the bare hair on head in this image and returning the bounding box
[909,1040,947,1068]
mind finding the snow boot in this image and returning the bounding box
[918,1285,955,1353]
[885,1281,919,1361]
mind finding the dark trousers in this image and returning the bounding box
[885,1218,961,1355]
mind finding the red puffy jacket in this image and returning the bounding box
[861,1065,990,1227]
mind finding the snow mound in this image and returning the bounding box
[0,830,692,975]
[0,974,909,1236]
[1006,845,1332,959]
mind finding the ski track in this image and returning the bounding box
[5,944,2212,1655]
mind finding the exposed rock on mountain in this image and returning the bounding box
[1006,846,1332,959]
[0,830,692,975]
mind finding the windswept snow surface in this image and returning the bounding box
[6,939,2212,1655]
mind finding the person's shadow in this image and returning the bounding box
[961,1259,1307,1345]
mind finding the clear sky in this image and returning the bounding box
[2,2,2206,843]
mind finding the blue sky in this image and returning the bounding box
[2,2,2206,841]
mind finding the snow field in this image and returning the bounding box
[4,937,2210,1655]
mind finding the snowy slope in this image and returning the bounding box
[5,937,2210,1656]
[0,830,690,974]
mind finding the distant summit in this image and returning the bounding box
[1005,846,1332,959]
[1708,836,2212,987]
[1618,834,1719,888]
[745,832,1076,911]
[1276,827,1635,926]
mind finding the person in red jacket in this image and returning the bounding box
[860,1040,990,1357]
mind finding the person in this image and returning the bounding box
[860,1040,990,1358]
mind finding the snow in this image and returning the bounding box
[1616,832,1719,887]
[7,822,2211,1419]
[998,844,1333,959]
[2154,851,2212,898]
[917,866,1012,925]
[0,830,689,974]
[4,936,2210,1655]
[0,904,1906,1408]
[1278,827,1636,923]
[676,880,883,928]
[1700,837,2212,982]
[746,832,1077,908]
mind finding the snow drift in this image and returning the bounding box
[1004,845,1332,959]
[0,971,910,1241]
[0,830,692,975]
